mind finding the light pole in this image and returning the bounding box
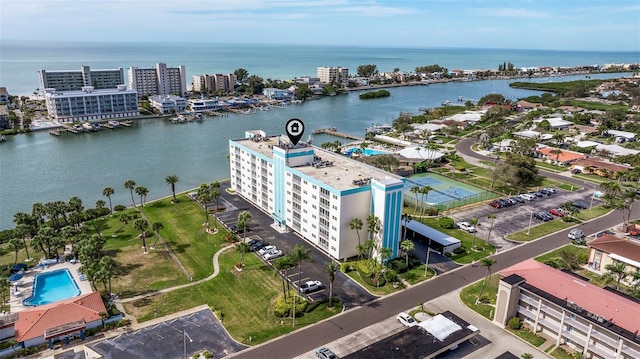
[292,293,302,327]
[590,184,596,210]
[183,329,193,359]
[527,211,534,235]
[424,239,432,277]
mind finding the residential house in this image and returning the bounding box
[535,147,585,166]
[587,235,640,284]
[262,88,294,101]
[534,117,573,129]
[605,130,637,143]
[149,94,187,114]
[495,259,640,359]
[516,100,543,111]
[570,158,631,177]
[594,143,640,157]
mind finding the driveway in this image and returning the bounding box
[211,182,377,309]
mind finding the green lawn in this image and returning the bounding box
[507,327,547,347]
[122,250,342,345]
[459,274,500,320]
[508,206,609,242]
[399,265,435,285]
[572,173,610,184]
[535,160,565,173]
[535,244,587,264]
[345,269,403,296]
[141,195,230,280]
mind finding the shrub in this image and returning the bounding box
[439,217,455,229]
[387,258,408,273]
[424,207,440,216]
[455,165,466,171]
[274,291,308,317]
[444,252,452,257]
[384,269,398,283]
[508,317,522,330]
[113,205,126,212]
[340,262,353,273]
[453,246,467,255]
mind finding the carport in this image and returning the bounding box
[403,220,461,254]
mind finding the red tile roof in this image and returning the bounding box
[500,259,640,333]
[536,147,585,162]
[589,235,640,263]
[15,292,106,342]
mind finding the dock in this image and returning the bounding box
[312,127,364,141]
[119,120,133,127]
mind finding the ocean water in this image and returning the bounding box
[1,40,638,95]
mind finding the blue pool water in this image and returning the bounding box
[345,147,391,156]
[23,268,81,306]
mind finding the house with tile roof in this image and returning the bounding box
[535,147,586,166]
[587,235,640,283]
[570,158,631,177]
[10,292,106,349]
[495,259,640,359]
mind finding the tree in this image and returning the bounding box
[419,186,433,216]
[274,255,296,301]
[469,217,479,250]
[603,261,628,290]
[400,239,415,268]
[123,179,136,207]
[210,183,221,231]
[349,218,363,245]
[102,187,115,214]
[234,68,249,84]
[237,210,252,240]
[165,175,180,202]
[197,183,213,229]
[356,243,367,259]
[150,221,164,249]
[549,148,563,166]
[236,242,250,267]
[410,186,420,214]
[0,277,9,313]
[292,244,311,293]
[99,256,117,295]
[521,353,534,359]
[477,258,497,302]
[8,238,20,265]
[134,219,149,254]
[324,261,341,308]
[486,214,496,249]
[135,186,149,207]
[356,64,378,77]
[401,213,413,240]
[13,225,31,260]
[116,213,131,235]
[600,181,622,197]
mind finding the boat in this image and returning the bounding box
[0,134,6,142]
[91,123,102,131]
[82,123,93,131]
[108,120,120,127]
[170,115,187,123]
[441,100,451,106]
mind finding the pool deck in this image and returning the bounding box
[8,259,94,313]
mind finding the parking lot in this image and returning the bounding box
[448,186,599,251]
[208,182,377,308]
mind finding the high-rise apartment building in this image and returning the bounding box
[317,66,349,86]
[192,74,237,93]
[128,63,186,97]
[229,130,405,261]
[39,66,125,92]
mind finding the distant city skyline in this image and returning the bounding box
[1,0,639,52]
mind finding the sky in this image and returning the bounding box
[1,0,639,51]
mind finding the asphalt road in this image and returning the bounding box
[228,138,638,359]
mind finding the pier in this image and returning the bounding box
[312,127,364,141]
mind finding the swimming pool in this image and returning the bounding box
[345,147,391,156]
[22,268,81,306]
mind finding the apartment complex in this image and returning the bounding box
[229,130,405,260]
[587,235,640,285]
[38,66,125,92]
[44,85,139,123]
[128,63,187,97]
[495,259,640,359]
[149,94,187,114]
[192,73,237,93]
[317,66,349,87]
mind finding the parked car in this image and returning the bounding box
[263,249,283,260]
[397,312,418,327]
[548,208,564,217]
[512,196,525,203]
[456,221,476,233]
[572,201,589,210]
[534,211,552,221]
[568,229,585,240]
[542,187,556,194]
[489,201,501,208]
[316,347,338,359]
[250,240,267,252]
[530,191,544,198]
[571,168,582,174]
[539,188,554,196]
[520,193,535,201]
[498,199,512,207]
[300,280,323,294]
[258,245,277,256]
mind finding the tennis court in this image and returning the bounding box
[405,172,494,210]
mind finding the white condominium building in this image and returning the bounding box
[229,130,405,261]
[317,66,349,86]
[128,63,186,97]
[495,259,640,359]
[39,66,125,92]
[192,74,237,93]
[45,85,139,123]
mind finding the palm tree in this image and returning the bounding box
[600,181,622,197]
[363,239,376,261]
[13,225,31,260]
[134,218,149,254]
[410,186,420,214]
[324,261,341,308]
[102,187,114,214]
[99,256,116,295]
[274,255,296,301]
[236,242,250,268]
[401,213,413,240]
[366,214,380,244]
[469,217,479,250]
[349,218,363,245]
[211,187,221,231]
[622,190,637,224]
[477,258,497,302]
[0,277,10,312]
[419,186,433,216]
[603,261,628,290]
[486,213,496,250]
[165,175,180,202]
[292,244,311,293]
[135,186,149,207]
[356,243,367,259]
[549,148,563,167]
[123,180,136,207]
[552,132,565,147]
[197,183,213,228]
[115,213,131,235]
[400,239,415,267]
[150,221,164,249]
[379,247,393,265]
[8,238,20,265]
[237,211,252,240]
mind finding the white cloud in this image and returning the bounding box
[472,7,550,19]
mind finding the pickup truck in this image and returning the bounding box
[299,280,323,294]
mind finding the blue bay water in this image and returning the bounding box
[0,41,637,229]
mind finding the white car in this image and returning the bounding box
[396,312,417,327]
[263,249,283,260]
[456,221,476,233]
[568,229,585,240]
[519,193,535,201]
[300,280,323,294]
[257,245,276,256]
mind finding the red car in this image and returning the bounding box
[489,201,501,208]
[548,208,564,217]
